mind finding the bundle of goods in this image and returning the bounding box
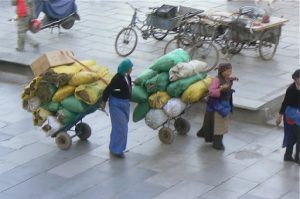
[21,51,113,137]
[131,49,213,130]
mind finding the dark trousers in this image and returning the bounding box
[286,125,300,160]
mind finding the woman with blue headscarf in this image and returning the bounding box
[101,59,133,158]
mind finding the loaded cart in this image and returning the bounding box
[49,99,102,150]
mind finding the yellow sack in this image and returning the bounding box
[32,107,52,126]
[72,60,97,68]
[75,80,107,104]
[68,71,99,86]
[148,91,171,109]
[52,85,75,102]
[181,76,213,104]
[50,64,83,75]
[21,76,42,100]
[87,65,109,76]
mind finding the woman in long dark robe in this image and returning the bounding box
[101,59,133,158]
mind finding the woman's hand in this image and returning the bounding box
[220,83,230,90]
[275,114,282,126]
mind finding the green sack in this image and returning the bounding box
[41,101,60,113]
[132,102,150,122]
[167,73,207,97]
[149,49,191,72]
[133,69,158,86]
[57,108,77,125]
[145,72,169,94]
[61,95,89,113]
[131,85,148,103]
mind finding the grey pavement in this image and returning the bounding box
[0,0,299,199]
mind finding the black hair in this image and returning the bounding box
[292,69,300,80]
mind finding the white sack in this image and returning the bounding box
[163,98,186,118]
[169,60,207,81]
[27,96,41,112]
[145,109,168,130]
[41,116,63,137]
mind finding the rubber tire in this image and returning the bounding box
[114,27,138,57]
[259,29,279,60]
[75,122,91,141]
[164,36,193,55]
[174,118,190,135]
[61,17,75,29]
[158,127,175,144]
[190,41,219,73]
[151,26,169,40]
[55,132,72,150]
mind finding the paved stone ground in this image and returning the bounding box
[0,0,299,199]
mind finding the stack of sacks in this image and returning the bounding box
[21,59,113,137]
[131,49,213,130]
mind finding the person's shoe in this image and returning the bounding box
[196,130,204,138]
[212,135,225,150]
[283,154,294,162]
[16,47,24,52]
[109,151,124,158]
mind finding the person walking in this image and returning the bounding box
[11,0,39,52]
[101,59,133,158]
[197,63,238,150]
[275,69,300,164]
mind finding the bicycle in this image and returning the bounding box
[114,3,172,57]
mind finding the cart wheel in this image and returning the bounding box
[114,27,138,57]
[190,41,219,72]
[164,36,193,54]
[61,17,75,29]
[158,127,174,144]
[75,122,91,141]
[228,41,244,55]
[55,132,72,150]
[259,29,279,60]
[174,118,190,135]
[151,26,169,40]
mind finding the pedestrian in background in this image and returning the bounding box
[11,0,39,51]
[275,69,300,164]
[197,63,238,150]
[101,59,133,158]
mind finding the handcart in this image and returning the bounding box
[114,3,203,57]
[157,113,191,144]
[50,99,102,150]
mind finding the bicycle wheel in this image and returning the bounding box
[258,29,279,60]
[190,41,219,72]
[228,41,244,55]
[151,26,169,40]
[163,36,193,55]
[114,27,138,57]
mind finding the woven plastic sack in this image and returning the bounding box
[133,69,158,86]
[36,81,57,104]
[68,71,99,86]
[148,91,171,109]
[52,85,75,102]
[145,72,169,94]
[41,101,60,113]
[33,107,52,126]
[167,73,207,97]
[145,109,168,130]
[61,95,89,113]
[75,80,107,105]
[21,76,42,100]
[149,49,191,72]
[169,60,207,81]
[132,102,150,122]
[181,76,213,104]
[163,98,186,118]
[131,85,148,103]
[57,108,77,125]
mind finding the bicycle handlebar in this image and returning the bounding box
[126,2,141,12]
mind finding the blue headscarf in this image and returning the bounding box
[117,58,133,75]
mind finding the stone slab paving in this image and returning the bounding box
[0,74,299,198]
